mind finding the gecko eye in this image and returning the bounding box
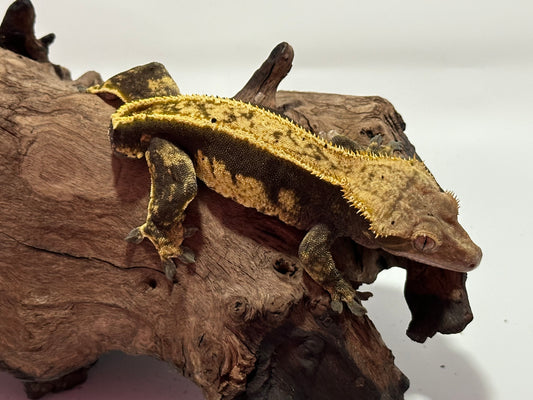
[413,235,437,253]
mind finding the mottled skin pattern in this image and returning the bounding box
[91,69,482,315]
[87,62,180,105]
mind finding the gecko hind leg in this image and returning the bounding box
[318,130,364,153]
[368,134,403,155]
[125,137,198,280]
[298,224,367,316]
[320,130,403,156]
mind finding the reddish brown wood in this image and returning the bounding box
[0,3,473,398]
[0,44,410,400]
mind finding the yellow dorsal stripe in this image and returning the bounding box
[112,95,438,235]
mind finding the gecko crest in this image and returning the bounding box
[111,95,441,238]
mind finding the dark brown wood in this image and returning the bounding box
[234,41,294,110]
[0,0,70,79]
[0,0,52,62]
[0,3,473,398]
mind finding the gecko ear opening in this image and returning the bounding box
[412,234,438,253]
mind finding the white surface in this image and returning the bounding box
[1,0,532,399]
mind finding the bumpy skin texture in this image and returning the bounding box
[87,62,180,106]
[90,67,482,314]
[123,137,198,280]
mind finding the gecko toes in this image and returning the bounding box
[177,246,195,264]
[369,134,384,146]
[125,227,144,244]
[183,226,199,238]
[331,300,343,314]
[346,300,367,317]
[331,295,367,316]
[387,140,404,153]
[161,245,195,281]
[163,258,177,280]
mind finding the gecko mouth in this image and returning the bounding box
[384,248,481,272]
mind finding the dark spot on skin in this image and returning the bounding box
[210,118,217,123]
[240,110,255,120]
[196,102,211,119]
[223,112,237,124]
[302,142,326,161]
[381,175,384,179]
[273,131,283,140]
[391,221,395,225]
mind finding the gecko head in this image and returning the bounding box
[343,155,482,272]
[372,190,482,272]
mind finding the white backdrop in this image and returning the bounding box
[1,1,532,399]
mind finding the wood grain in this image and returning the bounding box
[0,29,471,399]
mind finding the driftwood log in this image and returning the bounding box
[0,1,473,399]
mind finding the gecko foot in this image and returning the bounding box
[124,221,195,280]
[162,246,195,280]
[124,227,145,244]
[177,246,195,264]
[331,300,343,314]
[369,134,384,147]
[345,299,367,317]
[299,224,367,318]
[162,245,194,280]
[319,130,363,153]
[163,258,177,280]
[161,246,196,281]
[125,224,179,280]
[387,140,404,153]
[330,281,367,317]
[183,226,199,239]
[331,295,367,317]
[368,134,404,156]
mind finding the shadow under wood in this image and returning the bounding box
[238,322,385,400]
[365,281,490,400]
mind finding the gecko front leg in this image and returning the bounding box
[298,224,367,316]
[125,137,198,280]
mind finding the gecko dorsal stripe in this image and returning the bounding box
[111,95,439,238]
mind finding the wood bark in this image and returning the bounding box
[0,3,473,398]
